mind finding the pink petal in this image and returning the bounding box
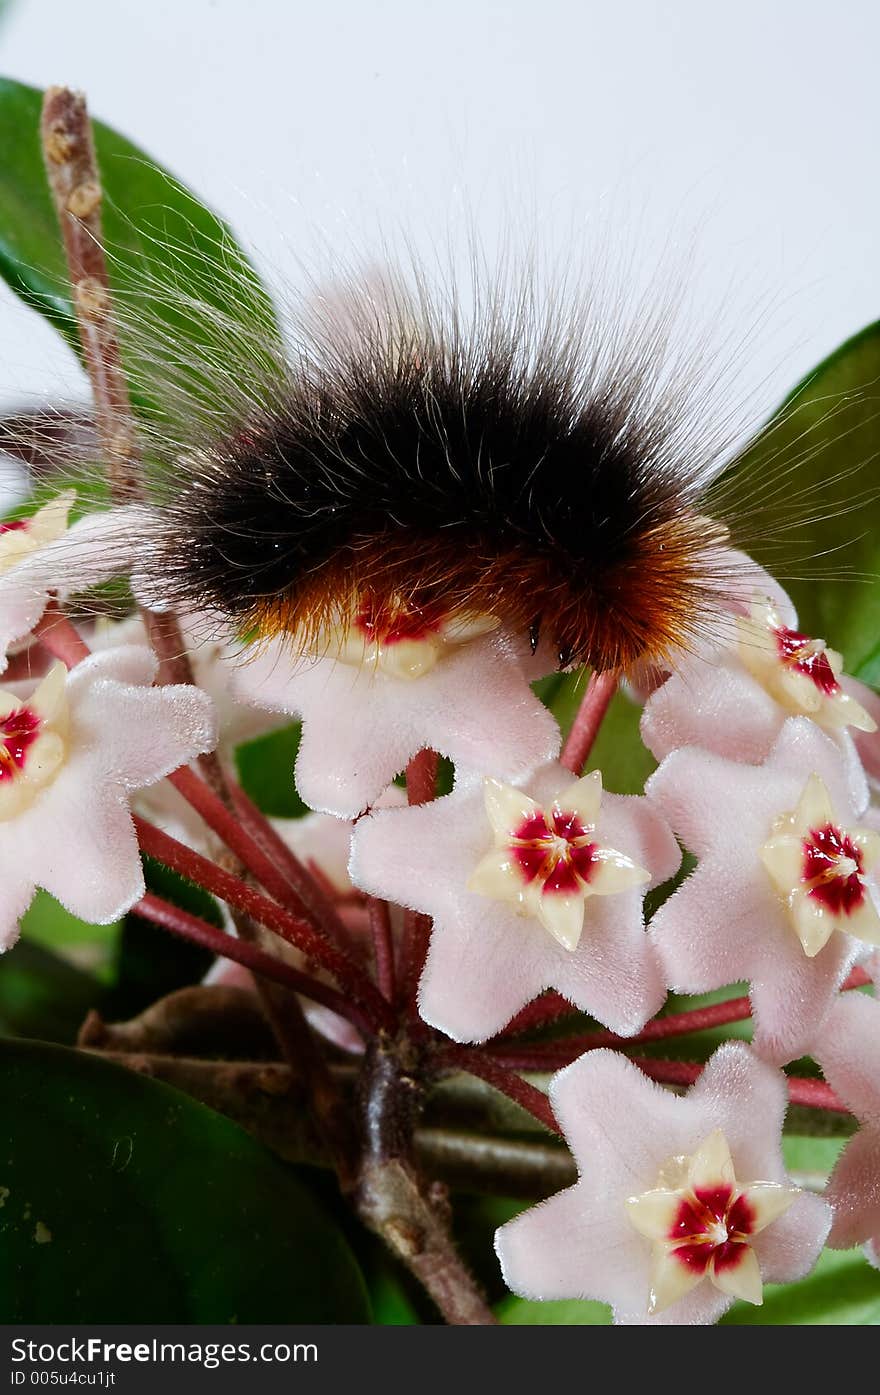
[747,932,856,1065]
[0,861,37,950]
[812,992,880,1250]
[233,631,560,818]
[823,1127,880,1250]
[12,768,144,923]
[69,648,218,788]
[642,660,787,764]
[805,986,880,1122]
[844,676,880,784]
[496,1183,650,1308]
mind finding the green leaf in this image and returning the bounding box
[19,888,121,982]
[235,722,309,819]
[0,941,102,1044]
[725,320,880,680]
[0,1039,370,1322]
[0,77,280,417]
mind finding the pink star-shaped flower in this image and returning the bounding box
[647,718,874,1063]
[641,591,871,809]
[812,991,880,1267]
[495,1043,830,1325]
[231,628,560,818]
[349,760,678,1041]
[0,645,216,947]
[0,495,142,673]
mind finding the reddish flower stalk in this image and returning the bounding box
[169,765,358,961]
[559,670,618,775]
[227,781,360,952]
[399,749,440,1012]
[495,967,872,1051]
[629,1056,850,1113]
[434,1044,563,1137]
[136,891,370,1037]
[497,991,578,1038]
[31,596,91,668]
[491,998,755,1068]
[1,644,49,682]
[368,897,396,1001]
[406,747,440,806]
[134,815,394,1030]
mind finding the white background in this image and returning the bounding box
[0,0,877,481]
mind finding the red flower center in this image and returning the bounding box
[801,823,865,914]
[0,706,41,781]
[509,807,598,896]
[354,600,445,647]
[775,625,839,695]
[669,1185,756,1276]
[0,520,28,536]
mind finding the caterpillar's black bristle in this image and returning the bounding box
[132,263,744,672]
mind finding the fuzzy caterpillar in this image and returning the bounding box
[101,248,765,678]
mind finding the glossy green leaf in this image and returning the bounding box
[0,1039,370,1322]
[0,77,280,414]
[725,320,880,681]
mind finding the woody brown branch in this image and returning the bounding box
[41,87,140,500]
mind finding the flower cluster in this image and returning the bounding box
[3,486,879,1327]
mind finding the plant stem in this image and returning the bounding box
[406,747,440,805]
[496,991,578,1038]
[78,985,277,1058]
[169,765,356,949]
[227,781,358,950]
[493,967,872,1062]
[40,87,141,499]
[134,816,394,1030]
[134,892,371,1036]
[31,596,92,667]
[559,670,618,774]
[433,1045,562,1137]
[399,749,439,1013]
[629,1056,849,1112]
[356,1035,497,1324]
[492,999,754,1068]
[369,898,396,1001]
